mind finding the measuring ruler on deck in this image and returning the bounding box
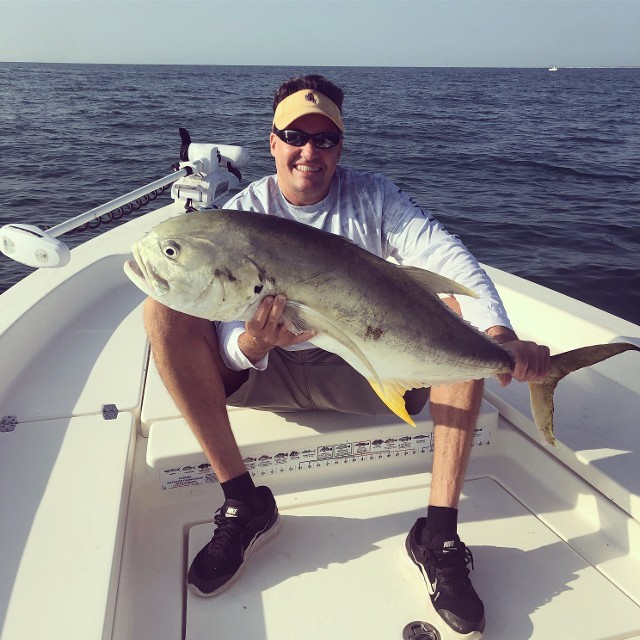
[159,426,492,490]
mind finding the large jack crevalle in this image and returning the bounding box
[124,210,638,445]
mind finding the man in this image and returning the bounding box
[144,74,550,638]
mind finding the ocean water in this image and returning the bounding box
[0,63,638,324]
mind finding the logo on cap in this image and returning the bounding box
[305,92,318,104]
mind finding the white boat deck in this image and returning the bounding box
[187,477,638,640]
[1,207,639,639]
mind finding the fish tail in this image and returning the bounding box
[528,342,639,446]
[368,380,416,427]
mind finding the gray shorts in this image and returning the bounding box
[226,347,429,417]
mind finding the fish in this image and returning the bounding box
[124,209,639,446]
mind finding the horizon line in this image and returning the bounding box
[1,60,639,70]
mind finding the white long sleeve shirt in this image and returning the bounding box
[218,166,512,371]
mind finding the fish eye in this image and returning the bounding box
[162,240,181,259]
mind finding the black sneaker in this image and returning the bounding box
[187,485,280,597]
[405,518,485,638]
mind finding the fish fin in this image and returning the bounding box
[283,301,383,387]
[368,380,416,427]
[280,302,314,335]
[528,379,558,446]
[529,342,640,446]
[398,265,479,298]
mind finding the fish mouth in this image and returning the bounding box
[124,259,153,295]
[124,247,170,297]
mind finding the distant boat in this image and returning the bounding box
[548,65,558,72]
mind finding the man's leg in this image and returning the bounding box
[428,295,483,513]
[143,299,279,596]
[428,378,483,511]
[405,297,486,638]
[143,298,248,481]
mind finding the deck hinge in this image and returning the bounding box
[102,404,119,420]
[1,415,18,432]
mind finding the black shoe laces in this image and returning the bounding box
[207,508,244,557]
[430,543,476,593]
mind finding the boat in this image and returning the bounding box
[548,66,559,72]
[1,132,639,640]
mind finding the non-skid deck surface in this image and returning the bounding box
[186,477,640,640]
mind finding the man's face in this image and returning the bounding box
[269,113,342,206]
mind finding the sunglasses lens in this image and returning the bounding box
[280,130,308,146]
[313,132,342,148]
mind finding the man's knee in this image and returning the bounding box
[143,297,213,347]
[441,295,462,316]
[143,298,247,396]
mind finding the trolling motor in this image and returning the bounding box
[171,128,248,209]
[0,129,249,268]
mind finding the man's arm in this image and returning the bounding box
[383,192,551,381]
[381,185,513,334]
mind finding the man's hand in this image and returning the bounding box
[487,327,551,387]
[497,339,552,387]
[238,294,316,364]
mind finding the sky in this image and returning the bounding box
[0,0,638,68]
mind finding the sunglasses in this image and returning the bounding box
[273,126,342,149]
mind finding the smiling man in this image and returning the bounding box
[270,89,344,206]
[143,74,550,639]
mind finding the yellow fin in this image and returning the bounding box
[368,379,416,427]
